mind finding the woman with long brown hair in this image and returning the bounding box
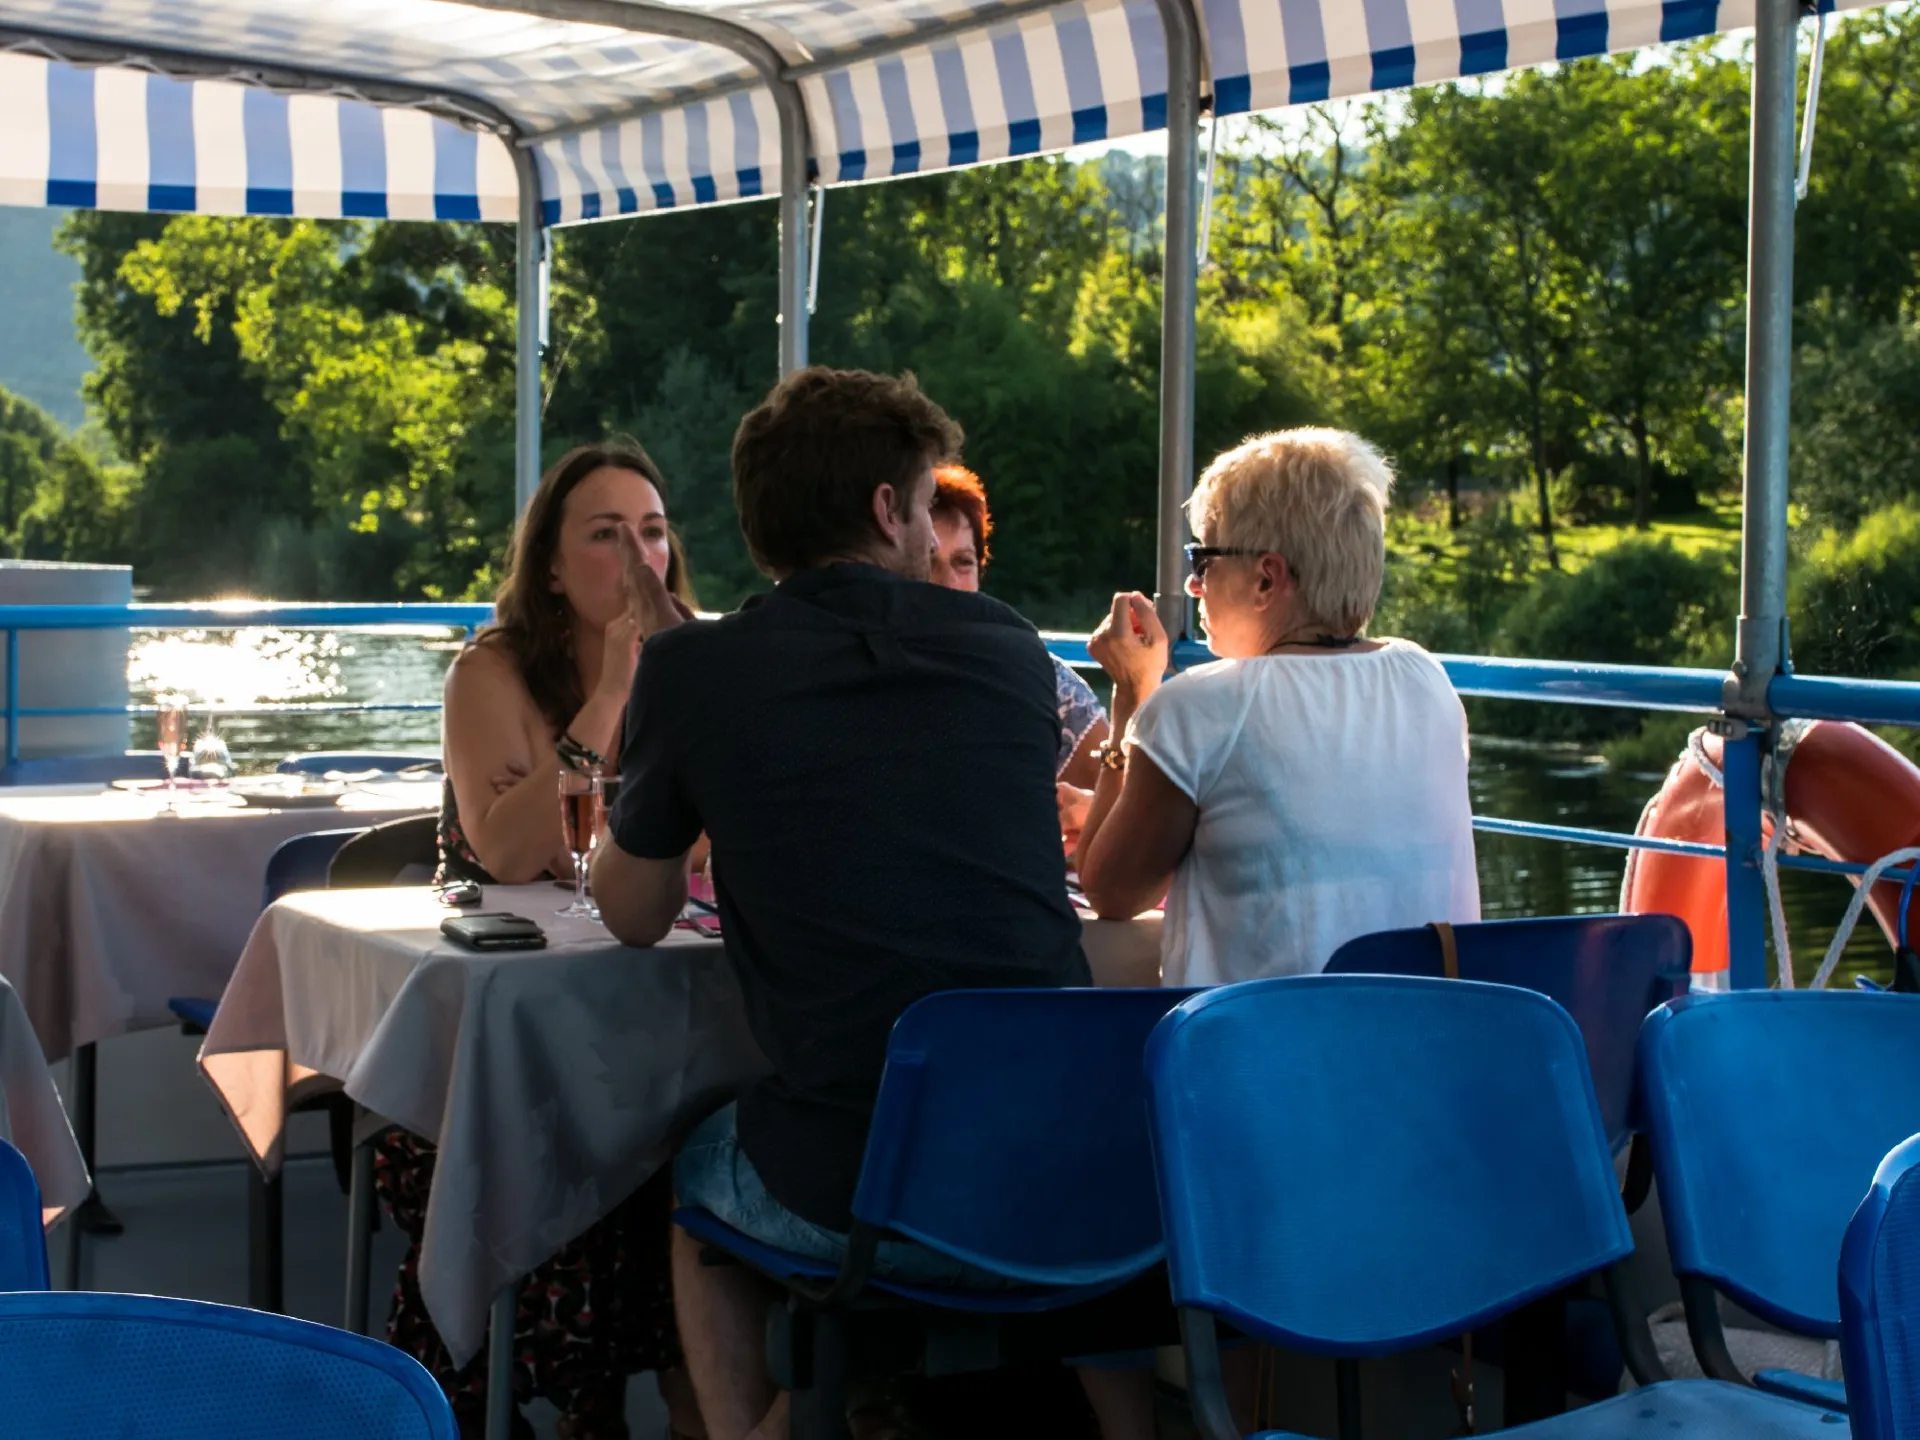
[377,440,705,1440]
[438,439,697,885]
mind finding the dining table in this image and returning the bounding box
[0,779,443,1062]
[201,882,1163,1368]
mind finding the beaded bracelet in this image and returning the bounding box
[556,731,605,772]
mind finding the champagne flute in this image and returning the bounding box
[557,765,604,918]
[155,694,189,814]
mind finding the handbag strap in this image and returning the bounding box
[1428,921,1460,980]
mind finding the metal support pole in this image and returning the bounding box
[1722,726,1769,991]
[1152,0,1204,644]
[1725,0,1800,720]
[513,146,544,517]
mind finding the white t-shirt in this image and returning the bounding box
[1127,639,1480,987]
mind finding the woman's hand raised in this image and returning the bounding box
[1088,591,1169,702]
[619,522,688,641]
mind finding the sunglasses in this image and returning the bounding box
[1183,543,1264,581]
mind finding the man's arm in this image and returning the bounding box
[591,837,691,948]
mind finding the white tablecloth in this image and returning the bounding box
[0,782,438,1060]
[202,884,1162,1365]
[0,973,89,1225]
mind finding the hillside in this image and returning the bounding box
[0,208,89,428]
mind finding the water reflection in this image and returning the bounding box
[128,629,1900,990]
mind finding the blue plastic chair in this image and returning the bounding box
[1326,914,1689,1152]
[0,1139,51,1290]
[675,987,1197,1437]
[168,827,365,1033]
[0,751,174,786]
[1145,974,1847,1440]
[1637,989,1920,1410]
[0,1290,455,1437]
[1326,914,1690,1406]
[277,751,440,776]
[1840,1132,1920,1440]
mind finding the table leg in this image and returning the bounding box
[70,1043,122,1235]
[344,1137,375,1334]
[248,1166,284,1313]
[60,1206,81,1290]
[485,1280,519,1440]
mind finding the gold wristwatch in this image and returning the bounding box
[1089,742,1127,773]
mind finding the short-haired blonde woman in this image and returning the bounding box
[1076,428,1479,986]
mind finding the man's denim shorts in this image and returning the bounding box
[674,1101,1010,1289]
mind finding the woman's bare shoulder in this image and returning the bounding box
[444,635,534,713]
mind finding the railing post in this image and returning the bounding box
[5,628,18,769]
[1720,722,1768,991]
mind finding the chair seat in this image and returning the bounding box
[1255,1380,1846,1440]
[673,1207,1140,1315]
[168,997,218,1031]
[1755,1369,1848,1412]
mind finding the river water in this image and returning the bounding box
[126,627,1895,989]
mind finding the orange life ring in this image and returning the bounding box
[1622,720,1920,978]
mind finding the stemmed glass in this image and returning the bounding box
[154,694,189,814]
[557,764,604,918]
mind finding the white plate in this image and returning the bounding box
[228,781,345,810]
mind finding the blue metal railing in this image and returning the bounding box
[4,602,1919,986]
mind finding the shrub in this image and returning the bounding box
[1792,503,1920,678]
[1481,538,1732,742]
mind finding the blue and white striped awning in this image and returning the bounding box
[0,0,1885,228]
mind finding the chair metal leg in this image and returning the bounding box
[1503,1288,1570,1424]
[485,1280,519,1440]
[790,1309,852,1440]
[344,1137,375,1334]
[70,1042,122,1235]
[1334,1358,1361,1440]
[248,1165,284,1313]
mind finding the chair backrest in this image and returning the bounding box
[278,752,441,776]
[1326,913,1690,1148]
[1841,1133,1920,1440]
[1146,974,1632,1355]
[0,1140,50,1290]
[328,813,440,888]
[263,828,364,909]
[850,987,1199,1287]
[0,752,168,786]
[1636,990,1920,1336]
[0,1291,455,1437]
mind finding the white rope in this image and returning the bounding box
[807,186,825,316]
[1198,111,1220,268]
[1796,11,1829,206]
[1762,821,1796,989]
[1810,847,1920,991]
[1685,727,1725,789]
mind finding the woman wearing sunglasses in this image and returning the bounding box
[1074,427,1479,987]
